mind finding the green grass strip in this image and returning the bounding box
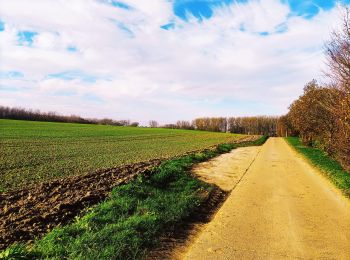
[285,137,350,198]
[1,136,267,260]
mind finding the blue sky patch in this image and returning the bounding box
[173,0,249,21]
[174,1,214,21]
[46,70,100,83]
[284,0,350,18]
[0,71,24,79]
[67,46,78,52]
[174,0,231,21]
[110,0,130,9]
[161,23,175,30]
[259,32,269,36]
[173,0,350,22]
[275,23,288,34]
[117,22,133,37]
[0,21,5,32]
[17,31,38,46]
[99,0,131,10]
[239,23,246,32]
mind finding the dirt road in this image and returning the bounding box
[183,137,350,259]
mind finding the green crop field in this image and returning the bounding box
[0,119,244,192]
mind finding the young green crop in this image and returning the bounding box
[0,119,245,191]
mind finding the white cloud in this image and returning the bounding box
[0,0,343,124]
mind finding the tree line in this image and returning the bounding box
[227,116,277,135]
[1,105,279,135]
[277,7,350,171]
[0,106,139,127]
[159,116,278,136]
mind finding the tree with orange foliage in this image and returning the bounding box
[325,7,350,170]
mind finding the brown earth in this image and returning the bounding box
[0,135,259,251]
[181,138,350,259]
[0,159,162,250]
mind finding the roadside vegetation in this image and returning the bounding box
[0,119,244,192]
[286,137,350,198]
[0,136,267,259]
[277,7,350,172]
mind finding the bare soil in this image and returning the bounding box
[0,160,162,250]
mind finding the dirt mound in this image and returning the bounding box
[0,160,162,250]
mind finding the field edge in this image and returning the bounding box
[0,136,268,259]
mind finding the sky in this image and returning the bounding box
[0,0,348,125]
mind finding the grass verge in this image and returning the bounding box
[1,136,267,260]
[285,137,350,198]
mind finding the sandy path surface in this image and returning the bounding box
[182,137,350,259]
[193,146,261,191]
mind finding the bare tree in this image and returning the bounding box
[325,6,350,170]
[0,105,135,127]
[149,120,158,128]
[227,116,278,136]
[326,7,350,88]
[176,120,194,130]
